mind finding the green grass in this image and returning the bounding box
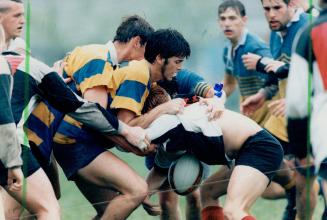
[58,149,324,219]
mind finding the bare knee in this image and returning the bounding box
[31,201,61,220]
[124,178,148,204]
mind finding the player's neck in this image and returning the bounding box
[5,37,13,50]
[230,29,245,48]
[113,41,130,63]
[148,62,161,83]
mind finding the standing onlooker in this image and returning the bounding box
[0,22,23,220]
[286,0,327,219]
[218,0,273,126]
[241,0,313,219]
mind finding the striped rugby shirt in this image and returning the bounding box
[2,52,125,151]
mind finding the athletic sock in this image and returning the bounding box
[201,206,224,220]
[241,216,256,220]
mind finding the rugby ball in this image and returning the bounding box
[168,154,203,195]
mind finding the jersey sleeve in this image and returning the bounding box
[110,66,150,116]
[0,57,22,168]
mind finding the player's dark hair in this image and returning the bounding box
[114,15,154,46]
[218,0,246,17]
[260,0,290,4]
[144,28,191,63]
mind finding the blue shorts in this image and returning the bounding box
[53,140,106,180]
[0,145,41,186]
[236,130,284,181]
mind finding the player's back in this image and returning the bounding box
[215,109,262,151]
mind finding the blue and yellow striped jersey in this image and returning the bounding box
[63,44,118,94]
[54,59,151,145]
[27,43,118,152]
[25,101,65,158]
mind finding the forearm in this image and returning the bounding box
[127,104,168,128]
[260,75,279,100]
[274,64,289,79]
[256,57,289,79]
[222,74,237,97]
[223,84,236,97]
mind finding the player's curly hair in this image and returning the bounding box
[142,85,170,114]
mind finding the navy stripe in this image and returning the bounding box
[25,114,52,148]
[0,75,15,124]
[147,80,151,91]
[56,120,83,138]
[25,102,65,148]
[12,70,38,124]
[73,59,106,85]
[116,80,146,103]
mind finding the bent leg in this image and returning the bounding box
[224,165,269,220]
[77,151,148,220]
[186,189,202,220]
[6,168,60,220]
[295,171,318,220]
[200,165,231,207]
[200,165,231,220]
[74,176,118,219]
[159,191,181,220]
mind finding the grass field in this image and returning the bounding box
[59,149,325,220]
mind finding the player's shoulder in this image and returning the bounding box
[70,44,108,60]
[244,32,268,49]
[120,60,150,82]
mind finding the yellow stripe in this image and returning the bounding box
[63,115,83,128]
[110,94,148,116]
[32,102,55,127]
[26,128,43,146]
[64,44,108,76]
[53,132,76,144]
